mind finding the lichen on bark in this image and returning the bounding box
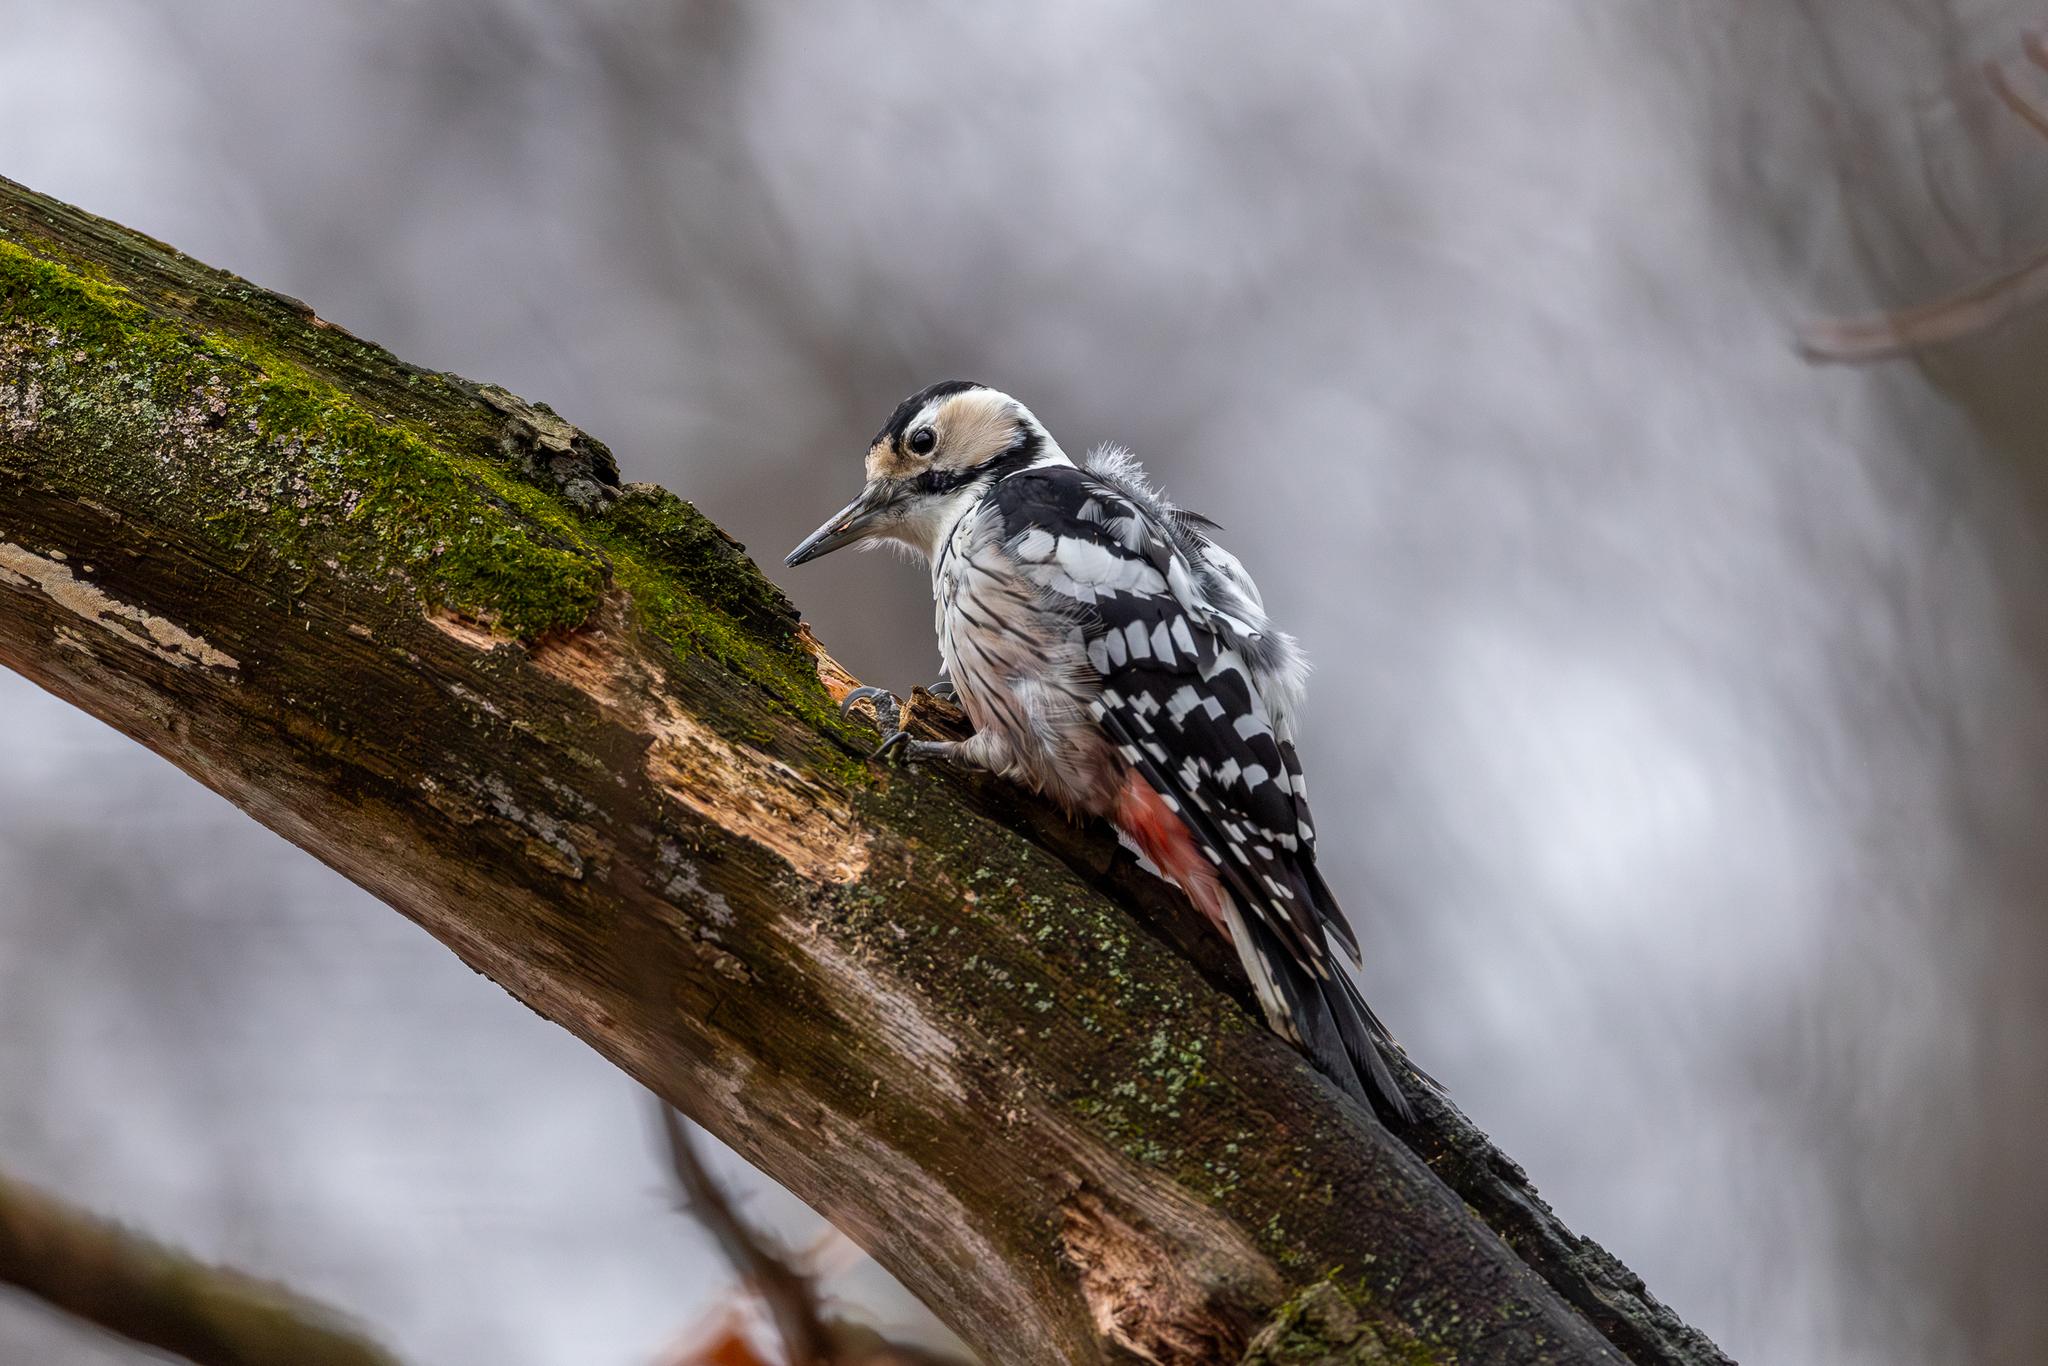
[1239,1282,1418,1366]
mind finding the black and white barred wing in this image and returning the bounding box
[993,468,1410,1117]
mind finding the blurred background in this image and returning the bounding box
[3,1,2048,1363]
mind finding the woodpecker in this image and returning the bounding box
[787,381,1417,1121]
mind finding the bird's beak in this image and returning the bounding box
[785,480,899,566]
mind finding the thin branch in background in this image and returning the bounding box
[0,1167,405,1366]
[1802,29,2048,363]
[661,1104,836,1366]
[1988,47,2048,140]
[657,1105,974,1366]
[1797,237,2048,361]
[2025,23,2048,82]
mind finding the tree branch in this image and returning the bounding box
[1800,34,2048,364]
[0,174,1728,1366]
[0,1166,403,1366]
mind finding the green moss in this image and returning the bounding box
[1240,1282,1441,1366]
[587,486,870,777]
[237,362,606,638]
[0,236,146,348]
[4,238,607,638]
[600,488,797,643]
[1,231,877,784]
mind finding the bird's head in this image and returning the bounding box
[785,381,1062,566]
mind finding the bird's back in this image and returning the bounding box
[945,452,1413,1118]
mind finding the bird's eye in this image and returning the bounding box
[907,428,937,456]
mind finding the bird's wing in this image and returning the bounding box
[992,468,1411,1117]
[1065,457,1366,974]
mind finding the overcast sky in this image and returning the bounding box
[4,3,2048,1365]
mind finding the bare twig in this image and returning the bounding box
[1990,56,2048,142]
[661,1105,838,1366]
[2023,23,2048,76]
[1802,37,2048,364]
[657,1106,975,1366]
[1796,237,2048,362]
[0,1167,404,1366]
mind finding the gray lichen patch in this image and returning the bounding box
[652,843,737,926]
[458,380,621,512]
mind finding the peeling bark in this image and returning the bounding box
[0,175,1731,1366]
[1056,1184,1282,1364]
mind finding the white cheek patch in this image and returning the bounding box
[894,485,990,561]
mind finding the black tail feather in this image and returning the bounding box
[1091,704,1425,1123]
[1241,908,1416,1123]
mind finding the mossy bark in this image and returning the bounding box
[0,175,1730,1366]
[0,1168,403,1366]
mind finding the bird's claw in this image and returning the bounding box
[873,730,917,763]
[840,685,902,734]
[925,678,958,703]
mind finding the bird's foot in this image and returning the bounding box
[924,679,958,703]
[839,685,902,734]
[873,731,955,766]
[845,686,964,765]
